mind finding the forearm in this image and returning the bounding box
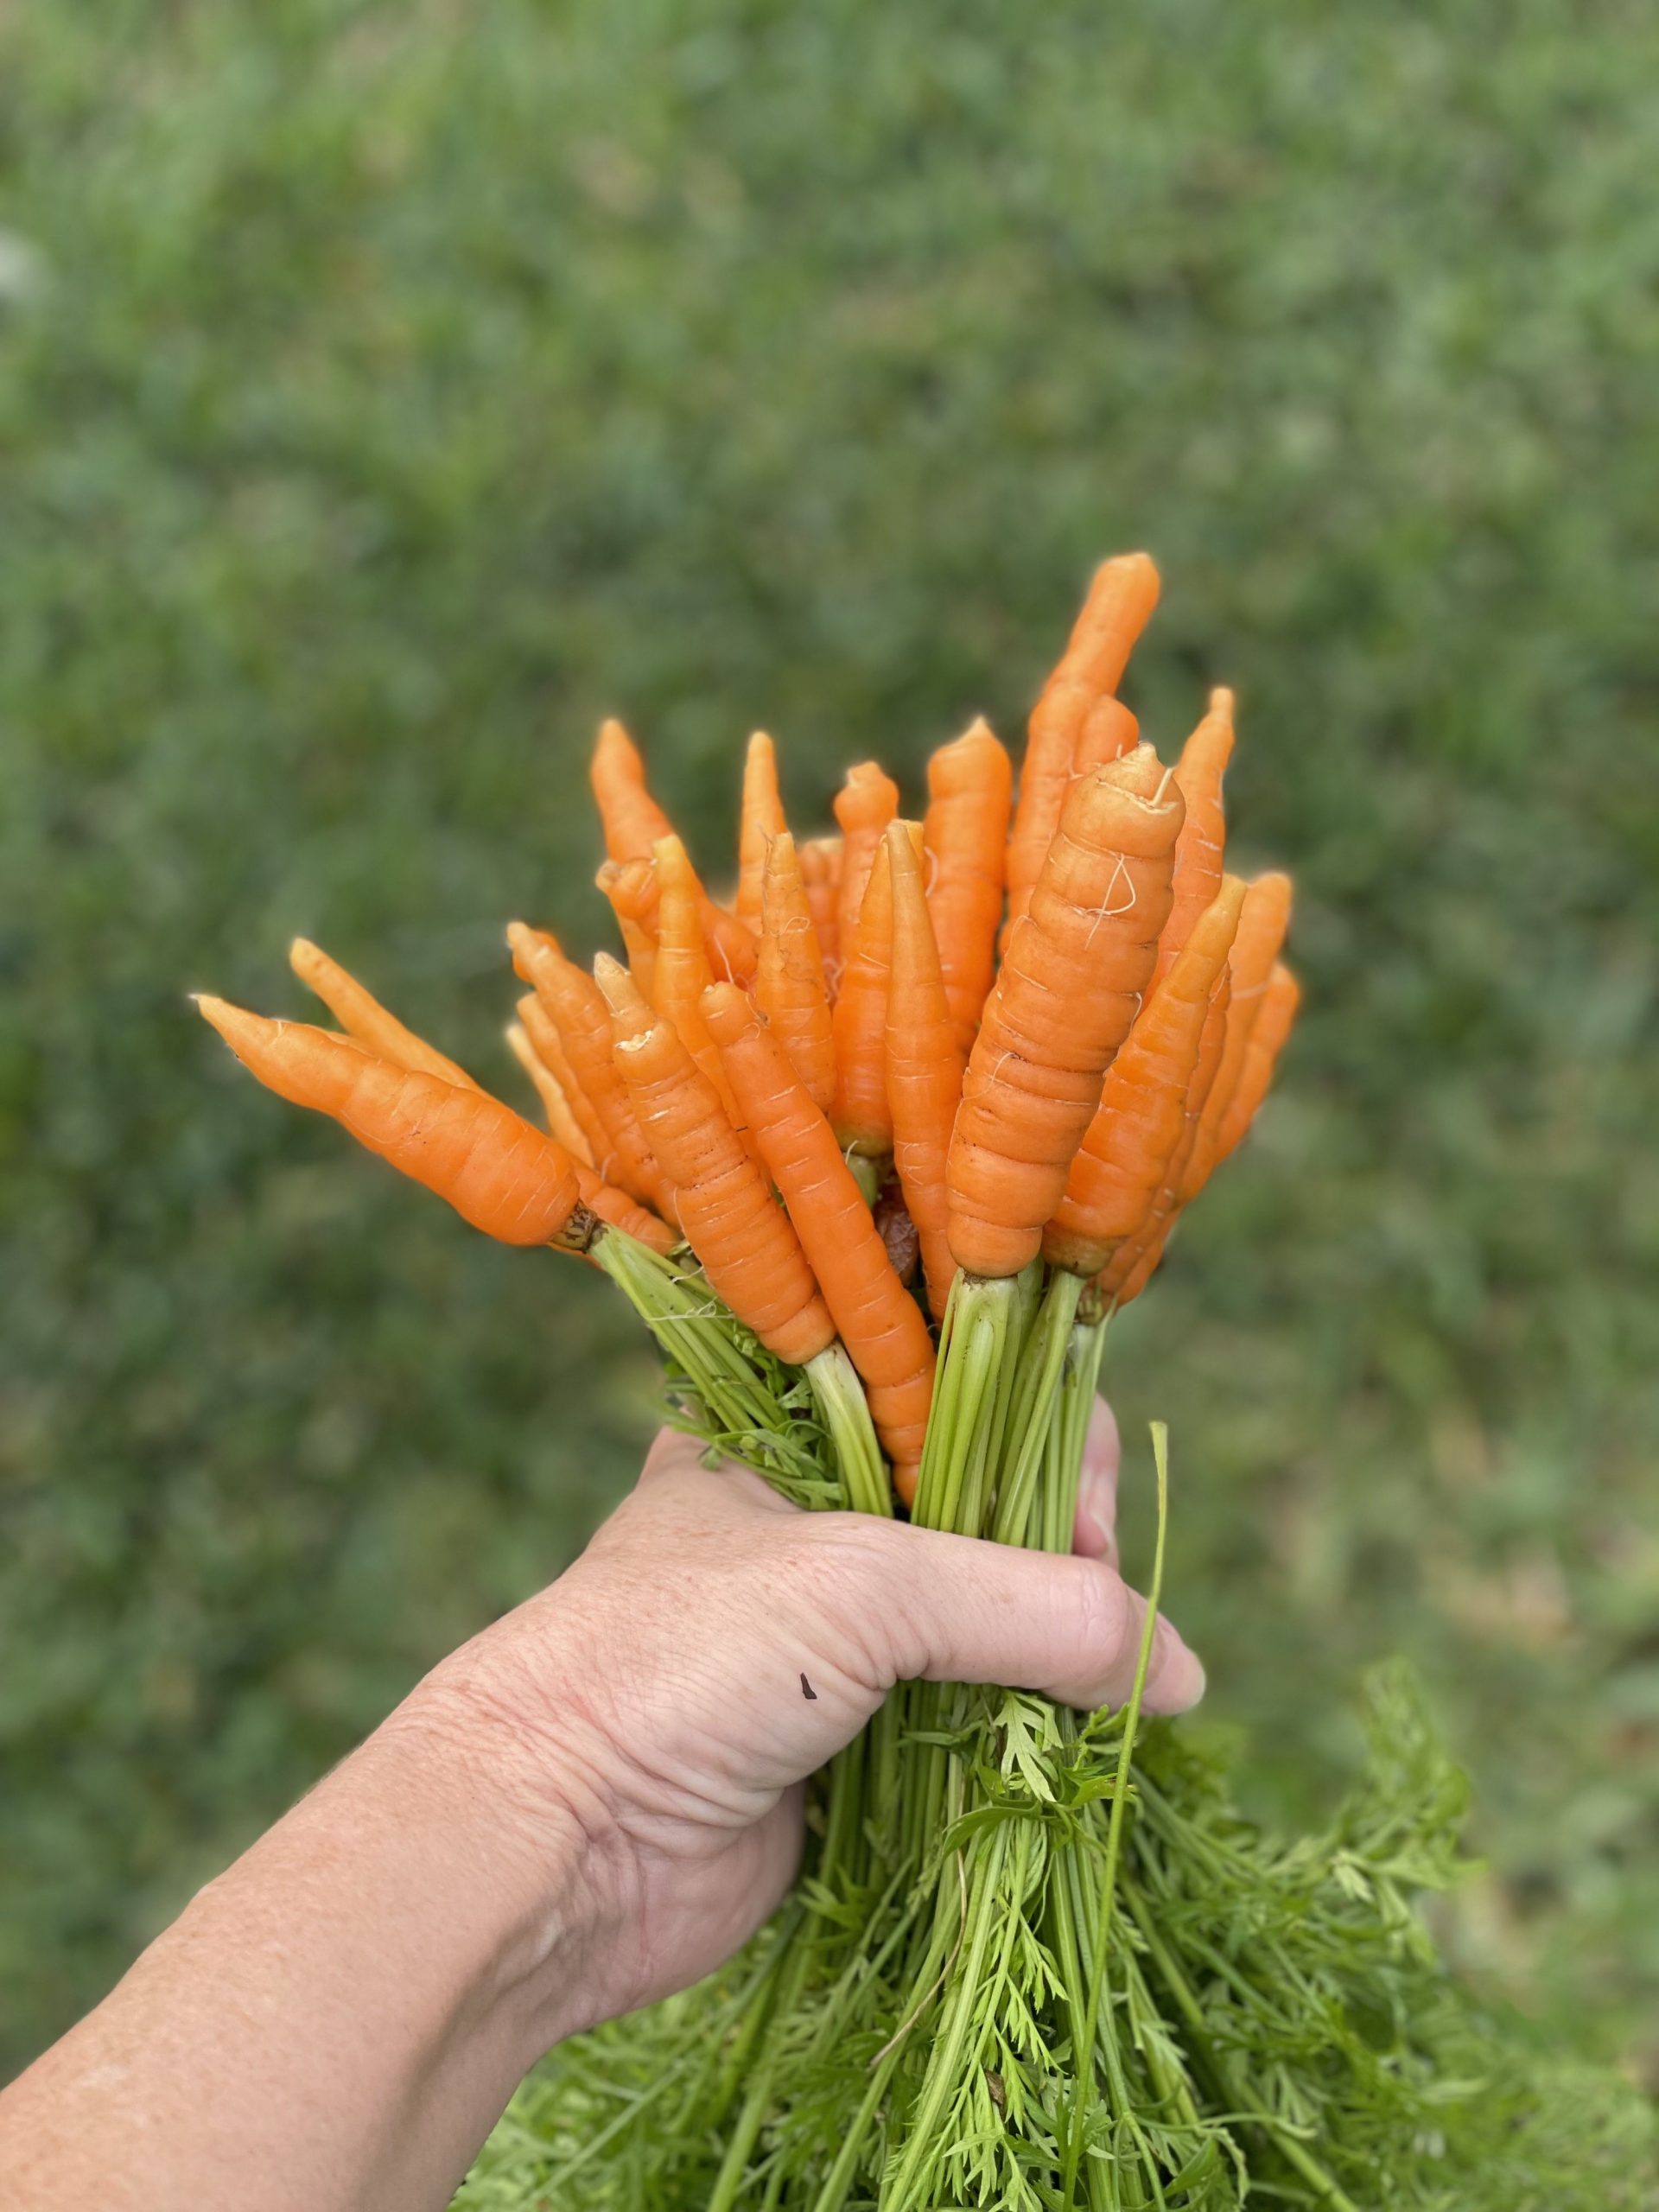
[0,1682,612,2212]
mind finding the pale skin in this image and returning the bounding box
[0,1402,1200,2211]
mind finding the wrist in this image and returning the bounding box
[378,1633,632,2056]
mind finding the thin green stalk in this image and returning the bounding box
[882,1824,1011,2207]
[807,1344,890,1516]
[1060,1422,1171,2211]
[991,1267,1085,1547]
[1121,1885,1366,2212]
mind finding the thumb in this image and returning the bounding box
[867,1520,1205,1717]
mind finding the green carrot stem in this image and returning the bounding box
[806,1344,890,1516]
[991,1265,1085,1545]
[1060,1422,1171,2211]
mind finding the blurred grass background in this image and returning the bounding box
[3,0,1657,2088]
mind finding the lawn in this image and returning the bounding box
[3,0,1657,2087]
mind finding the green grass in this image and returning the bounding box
[3,0,1657,2091]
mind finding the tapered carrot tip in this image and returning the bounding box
[594,949,653,1032]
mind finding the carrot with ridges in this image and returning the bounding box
[508,922,671,1213]
[597,957,833,1366]
[833,764,899,964]
[289,939,479,1091]
[702,982,936,1496]
[1006,553,1161,930]
[1213,961,1300,1166]
[798,836,843,987]
[590,718,674,866]
[830,827,921,1157]
[735,732,786,930]
[595,859,660,1003]
[1151,688,1235,991]
[1180,870,1293,1205]
[755,831,836,1116]
[196,998,591,1248]
[886,823,963,1320]
[507,1014,596,1166]
[948,744,1184,1278]
[922,718,1011,1054]
[1044,878,1244,1276]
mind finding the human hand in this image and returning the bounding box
[408,1401,1203,2036]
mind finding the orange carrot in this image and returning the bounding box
[597,957,834,1365]
[1099,959,1232,1301]
[885,822,963,1320]
[831,829,922,1156]
[288,939,479,1092]
[598,849,756,994]
[1005,553,1161,929]
[702,982,936,1494]
[590,717,673,865]
[507,922,671,1213]
[1151,688,1235,991]
[734,731,786,930]
[506,1014,596,1165]
[947,744,1184,1278]
[649,836,754,1148]
[1213,960,1300,1166]
[798,836,843,985]
[1072,695,1140,775]
[1180,870,1293,1204]
[833,763,899,963]
[921,717,1012,1054]
[754,831,836,1115]
[1044,879,1244,1276]
[702,895,760,989]
[595,859,660,1003]
[571,1163,677,1256]
[197,998,590,1248]
[514,990,607,1171]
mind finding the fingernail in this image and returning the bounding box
[1154,1629,1206,1713]
[1074,1504,1109,1557]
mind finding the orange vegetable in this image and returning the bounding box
[1180,870,1293,1204]
[569,1165,677,1255]
[507,922,671,1214]
[1072,695,1140,776]
[649,836,754,1150]
[595,858,660,1003]
[1044,879,1245,1276]
[506,1013,597,1166]
[597,957,833,1365]
[1099,961,1232,1302]
[590,718,673,866]
[702,982,937,1495]
[1213,960,1300,1166]
[921,717,1012,1054]
[288,939,480,1092]
[798,836,844,985]
[833,763,899,964]
[754,831,836,1116]
[734,730,786,931]
[1005,553,1161,930]
[885,822,963,1320]
[513,990,605,1169]
[947,744,1184,1278]
[196,998,589,1248]
[1151,688,1235,992]
[830,828,922,1157]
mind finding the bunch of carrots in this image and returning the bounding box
[199,561,1659,2212]
[200,554,1311,2211]
[199,550,1295,1519]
